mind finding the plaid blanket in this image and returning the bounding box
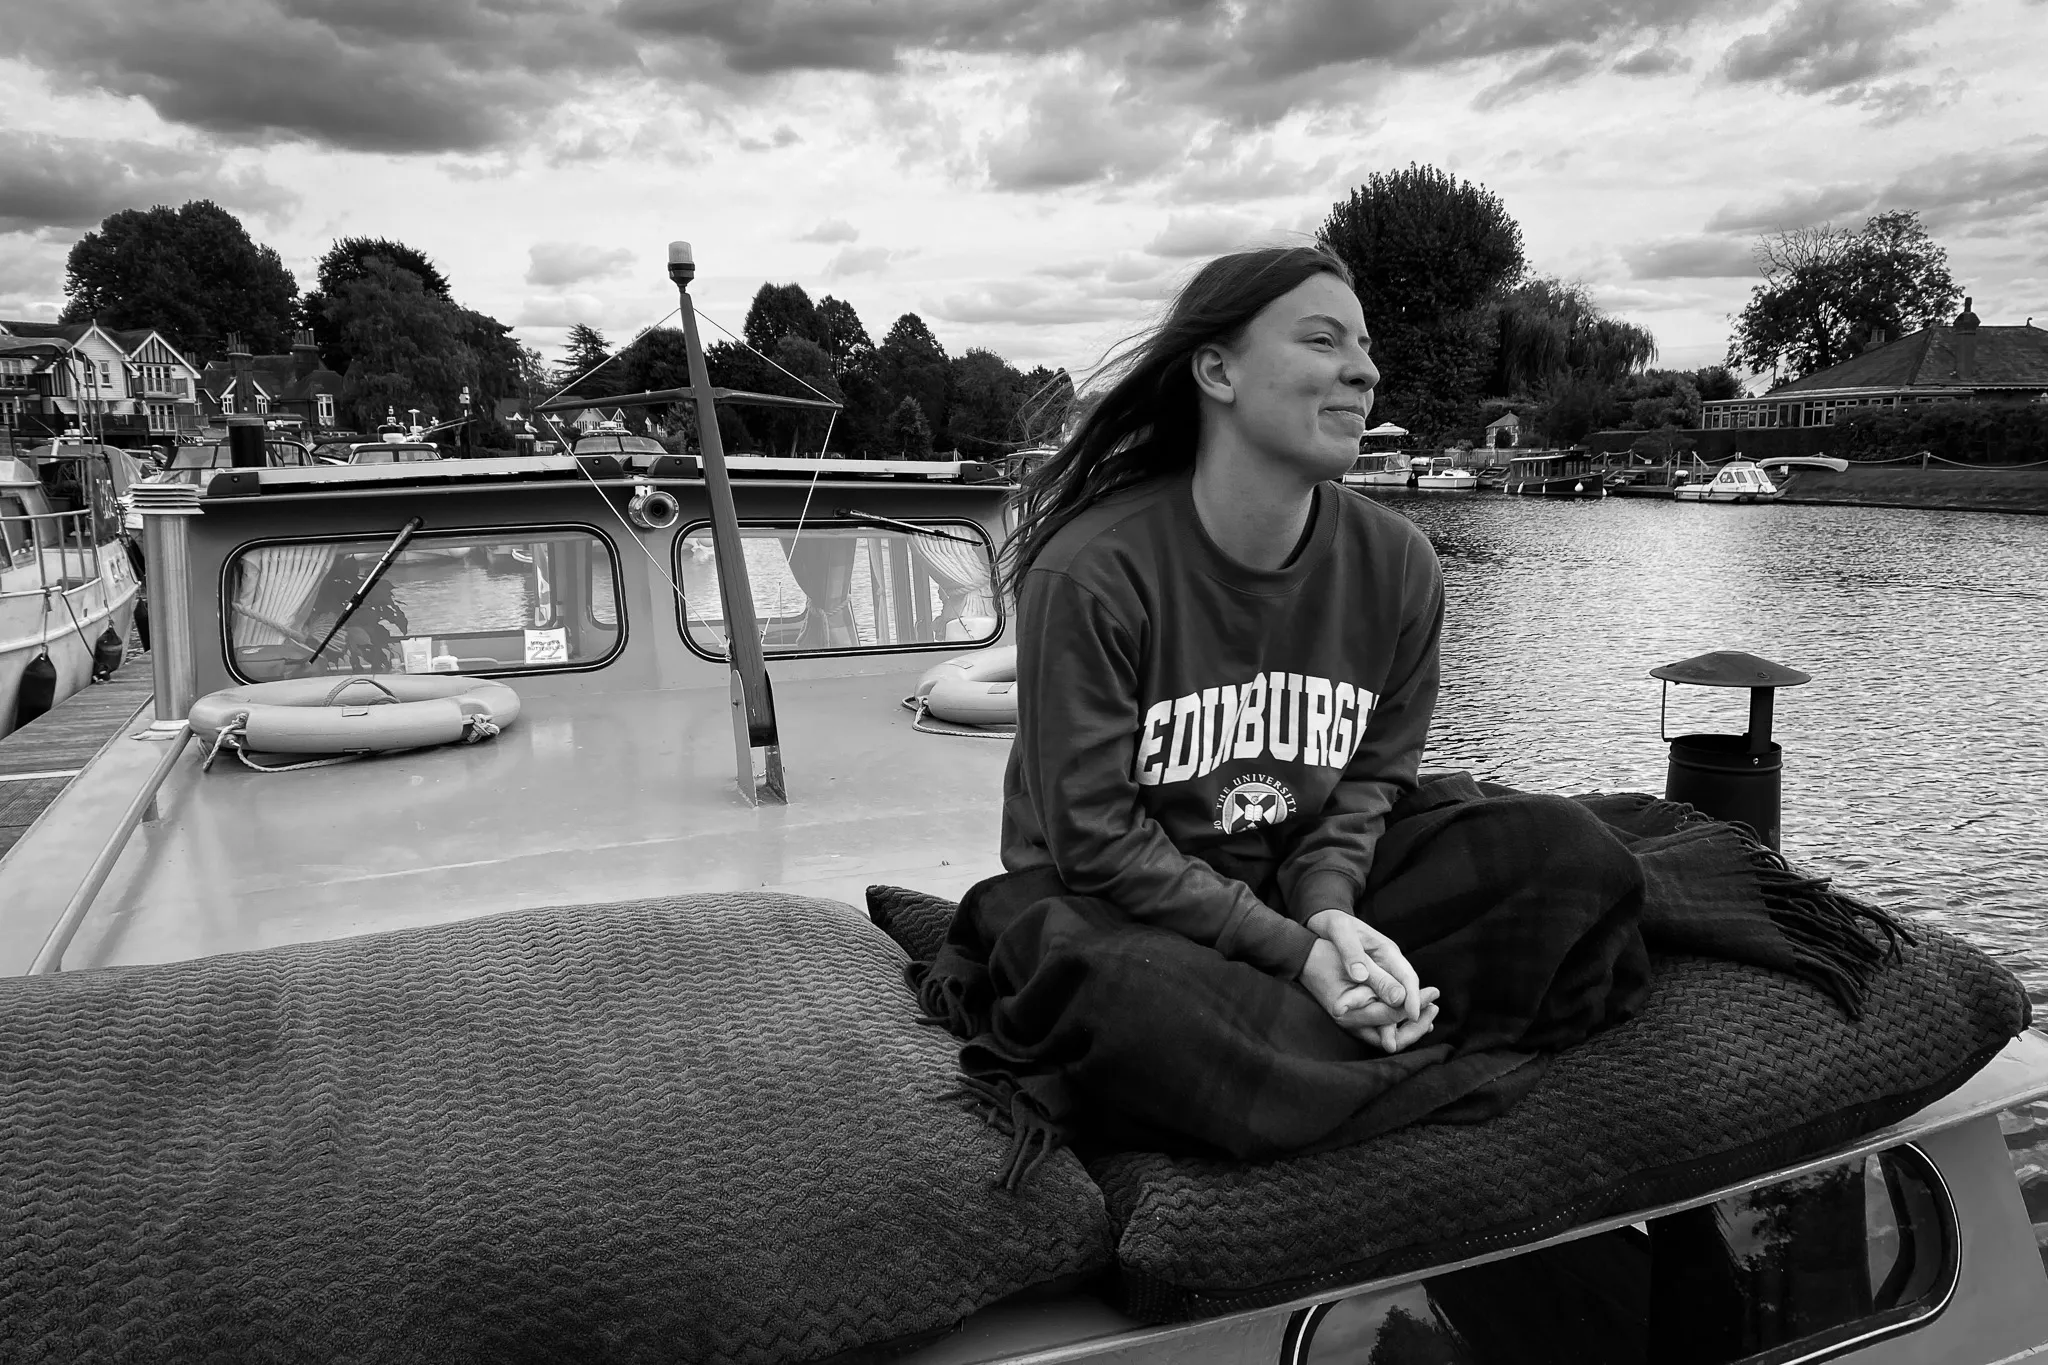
[911,776,1908,1189]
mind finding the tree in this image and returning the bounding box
[61,201,299,358]
[1490,277,1656,396]
[815,295,872,366]
[1319,166,1525,441]
[1692,365,1744,402]
[555,323,619,400]
[760,335,844,455]
[876,313,949,447]
[742,283,821,355]
[948,348,1030,457]
[1727,210,1959,381]
[882,395,933,458]
[324,258,476,432]
[301,236,451,372]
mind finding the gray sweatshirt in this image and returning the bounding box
[999,470,1444,979]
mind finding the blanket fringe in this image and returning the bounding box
[1745,837,1913,1020]
[945,1075,1067,1192]
[905,959,986,1038]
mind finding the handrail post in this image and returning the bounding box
[669,241,785,806]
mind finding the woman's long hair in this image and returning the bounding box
[997,245,1355,599]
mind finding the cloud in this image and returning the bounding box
[824,245,908,277]
[0,234,68,316]
[982,79,1185,191]
[929,278,1129,327]
[514,293,609,328]
[8,0,638,155]
[525,242,636,288]
[1472,46,1599,109]
[0,132,294,233]
[1623,237,1760,278]
[1143,212,1268,258]
[1613,44,1690,75]
[797,218,860,244]
[1886,139,2048,230]
[1707,183,1880,233]
[1721,0,1949,94]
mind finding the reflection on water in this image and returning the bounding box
[1379,491,2048,1263]
[1389,494,2046,1001]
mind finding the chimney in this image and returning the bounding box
[291,328,320,381]
[1954,295,1979,383]
[226,331,252,415]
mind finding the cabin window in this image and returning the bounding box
[674,518,1000,659]
[1,494,33,562]
[1293,1145,1956,1365]
[223,526,625,682]
[316,394,335,425]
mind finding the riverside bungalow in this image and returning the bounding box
[0,320,205,447]
[1702,300,2048,431]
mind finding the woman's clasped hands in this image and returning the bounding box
[1301,909,1439,1053]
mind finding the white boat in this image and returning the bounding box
[1414,457,1478,491]
[2,251,2043,1365]
[0,440,144,737]
[1675,456,1850,504]
[1343,451,1412,487]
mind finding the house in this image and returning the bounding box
[1702,300,2048,431]
[1484,411,1521,449]
[196,332,346,432]
[0,320,205,447]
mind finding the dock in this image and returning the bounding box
[0,652,155,860]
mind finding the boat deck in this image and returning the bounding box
[1,667,1015,974]
[0,648,153,860]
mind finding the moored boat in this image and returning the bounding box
[1414,456,1477,491]
[1506,448,1606,497]
[1,247,2042,1365]
[1343,450,1412,488]
[0,439,143,736]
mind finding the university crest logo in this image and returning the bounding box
[1215,774,1296,833]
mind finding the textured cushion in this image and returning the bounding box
[1094,928,2028,1321]
[862,888,2029,1325]
[0,894,1114,1364]
[867,882,958,964]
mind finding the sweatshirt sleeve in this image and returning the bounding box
[1010,569,1320,978]
[1275,545,1445,923]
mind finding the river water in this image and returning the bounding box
[1384,489,2048,1258]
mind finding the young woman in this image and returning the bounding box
[918,245,1653,1175]
[997,245,1443,1053]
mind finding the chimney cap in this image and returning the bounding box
[1954,295,1980,331]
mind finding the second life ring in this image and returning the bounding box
[189,675,521,770]
[910,646,1017,730]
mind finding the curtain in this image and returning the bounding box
[779,532,860,647]
[910,533,995,639]
[233,544,339,647]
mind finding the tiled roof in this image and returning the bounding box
[198,353,340,405]
[1771,324,2048,394]
[0,320,90,344]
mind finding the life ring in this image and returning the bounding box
[910,646,1017,729]
[189,675,521,759]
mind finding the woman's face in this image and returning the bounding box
[1201,272,1380,483]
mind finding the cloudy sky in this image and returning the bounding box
[3,0,2044,383]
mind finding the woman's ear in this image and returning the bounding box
[1190,343,1235,405]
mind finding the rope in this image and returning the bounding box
[899,695,1015,740]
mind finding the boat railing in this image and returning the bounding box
[0,505,104,596]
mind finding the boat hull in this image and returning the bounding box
[0,567,142,740]
[1510,477,1606,498]
[1673,487,1783,504]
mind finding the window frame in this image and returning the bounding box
[1279,1141,1960,1365]
[218,520,631,684]
[670,515,1004,663]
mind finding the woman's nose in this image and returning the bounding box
[1343,346,1380,391]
